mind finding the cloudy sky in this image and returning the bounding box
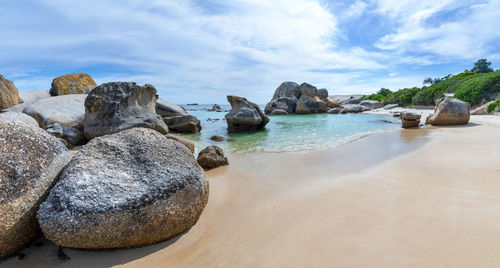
[1,0,499,104]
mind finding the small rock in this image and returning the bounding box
[210,135,225,142]
[400,112,421,128]
[197,146,228,170]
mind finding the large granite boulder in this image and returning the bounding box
[156,99,188,117]
[84,82,168,139]
[360,100,383,110]
[270,109,288,115]
[272,82,300,99]
[299,83,317,97]
[0,111,39,127]
[327,107,342,114]
[0,118,72,258]
[383,104,399,110]
[24,94,86,146]
[340,104,364,113]
[163,115,201,134]
[19,90,50,106]
[197,146,228,170]
[165,135,195,154]
[50,73,96,96]
[264,97,297,114]
[317,88,329,102]
[427,97,470,125]
[225,95,269,133]
[0,75,22,110]
[37,128,209,249]
[400,112,421,128]
[340,96,362,105]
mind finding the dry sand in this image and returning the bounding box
[3,116,500,267]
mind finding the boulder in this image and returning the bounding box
[0,118,72,258]
[225,96,269,133]
[383,104,399,110]
[299,83,317,97]
[3,103,27,113]
[327,107,342,114]
[0,111,39,127]
[23,94,86,145]
[0,75,22,110]
[208,104,222,112]
[156,99,188,117]
[163,115,201,134]
[272,82,300,99]
[37,128,209,249]
[270,109,288,115]
[84,82,168,139]
[19,90,50,106]
[165,135,195,153]
[360,100,383,109]
[340,96,362,105]
[340,104,364,113]
[400,112,421,128]
[327,101,340,108]
[295,96,313,114]
[471,101,494,115]
[264,97,297,114]
[210,135,226,142]
[317,88,329,101]
[427,97,470,125]
[50,73,96,96]
[197,146,228,170]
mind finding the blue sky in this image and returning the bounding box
[1,0,499,104]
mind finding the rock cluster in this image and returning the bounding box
[265,82,328,115]
[427,97,470,125]
[38,128,209,249]
[84,82,168,139]
[197,146,228,170]
[225,95,269,133]
[157,99,202,134]
[0,118,72,258]
[0,75,22,110]
[400,112,421,128]
[50,73,96,96]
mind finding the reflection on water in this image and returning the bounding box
[179,104,401,153]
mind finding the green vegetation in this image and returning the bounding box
[488,98,500,113]
[362,59,500,106]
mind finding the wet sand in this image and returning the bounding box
[3,116,500,267]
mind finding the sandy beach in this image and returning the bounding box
[3,115,500,267]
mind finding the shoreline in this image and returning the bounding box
[2,115,500,267]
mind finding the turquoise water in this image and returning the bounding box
[179,104,400,153]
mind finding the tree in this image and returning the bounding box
[470,59,493,74]
[423,77,433,85]
[377,88,392,96]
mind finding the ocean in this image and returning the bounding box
[178,104,400,153]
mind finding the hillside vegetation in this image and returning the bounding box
[363,60,500,106]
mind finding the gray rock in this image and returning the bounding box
[270,109,289,115]
[208,104,222,112]
[84,82,168,139]
[197,146,228,170]
[165,135,195,153]
[3,103,27,113]
[471,101,494,115]
[328,95,364,104]
[299,83,318,97]
[46,122,63,138]
[327,107,342,114]
[360,100,383,109]
[19,90,50,106]
[210,135,226,142]
[340,96,362,105]
[163,115,201,134]
[0,75,22,110]
[0,111,39,127]
[295,96,313,114]
[272,82,300,99]
[38,128,209,249]
[317,88,329,100]
[383,104,399,110]
[340,104,364,113]
[156,99,188,117]
[400,112,421,128]
[225,95,269,133]
[0,118,72,258]
[62,127,84,146]
[264,97,297,114]
[428,97,470,125]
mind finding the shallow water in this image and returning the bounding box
[179,104,400,153]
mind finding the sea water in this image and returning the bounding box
[179,104,400,153]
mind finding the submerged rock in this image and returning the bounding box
[0,118,72,258]
[400,112,421,128]
[0,75,22,110]
[210,135,226,142]
[84,82,168,139]
[427,97,470,125]
[225,95,269,133]
[38,128,209,249]
[50,73,96,96]
[163,115,201,134]
[197,146,228,170]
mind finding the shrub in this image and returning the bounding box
[487,99,500,113]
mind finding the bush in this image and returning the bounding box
[487,99,500,113]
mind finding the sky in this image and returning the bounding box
[1,0,499,104]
